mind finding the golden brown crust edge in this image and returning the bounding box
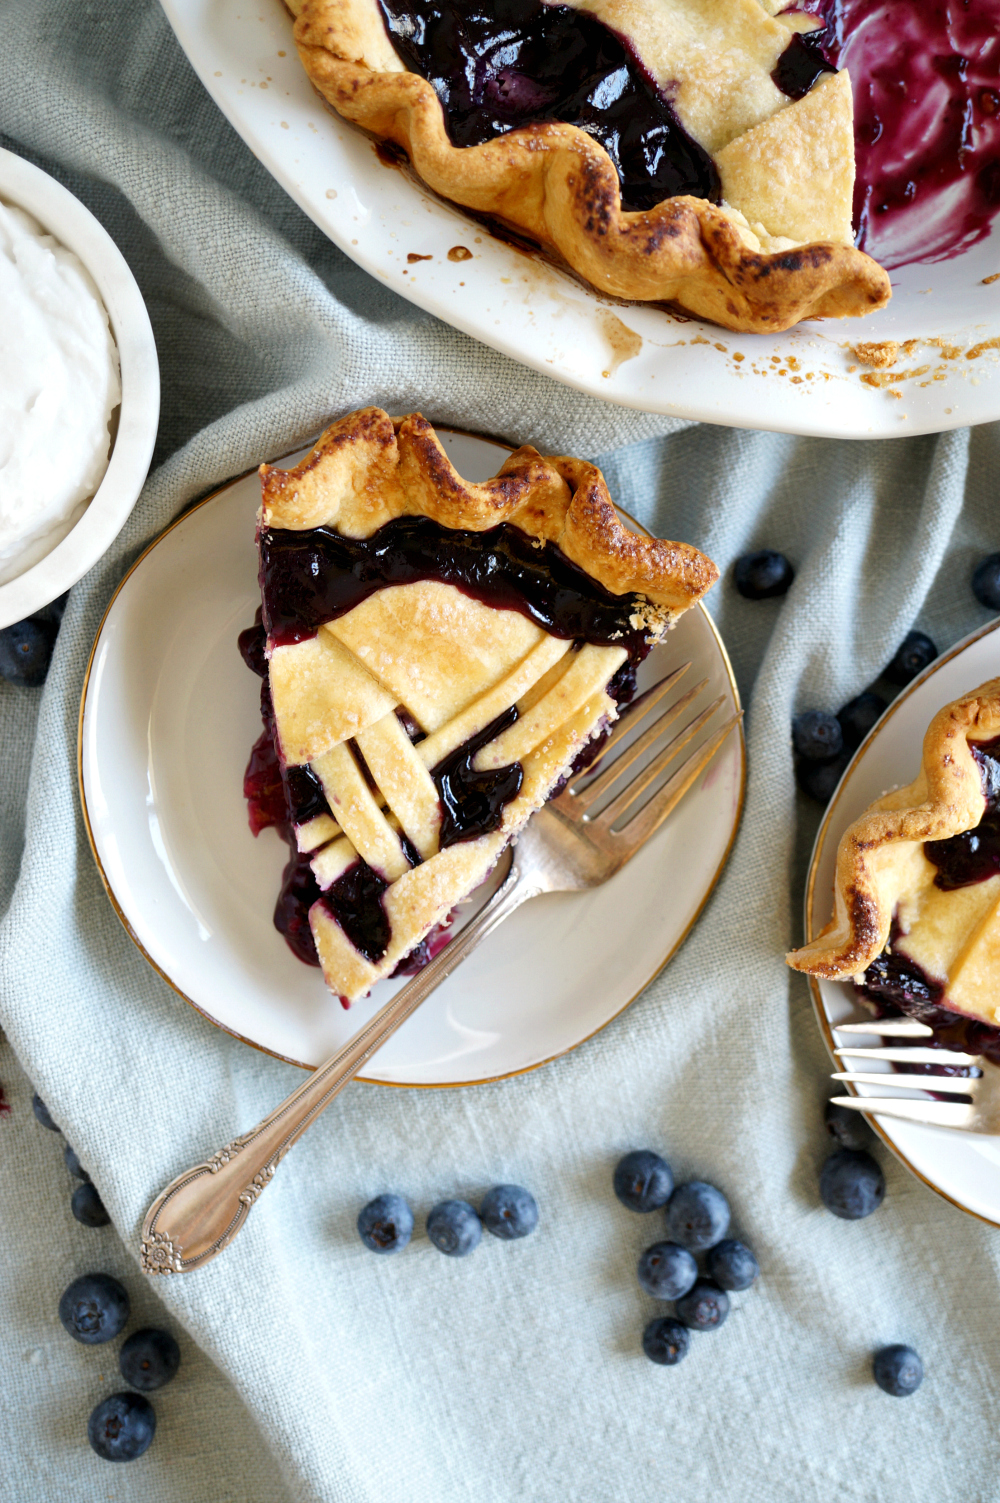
[786,679,1000,980]
[259,407,718,617]
[292,0,891,335]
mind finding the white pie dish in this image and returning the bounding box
[78,429,745,1085]
[0,149,159,631]
[160,0,1000,440]
[805,615,1000,1226]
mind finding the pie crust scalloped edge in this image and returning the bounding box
[290,0,891,334]
[786,678,1000,981]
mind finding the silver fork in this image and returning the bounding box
[140,665,741,1274]
[830,1018,1000,1133]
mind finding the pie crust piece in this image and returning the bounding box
[786,682,1000,1019]
[256,408,718,1002]
[288,0,890,333]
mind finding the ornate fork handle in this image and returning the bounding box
[141,861,538,1274]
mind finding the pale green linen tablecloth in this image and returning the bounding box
[3,2,1000,1500]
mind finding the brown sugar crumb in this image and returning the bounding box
[928,339,962,359]
[407,253,433,263]
[966,337,1000,359]
[852,340,899,368]
[983,273,1000,284]
[733,352,745,363]
[448,246,473,262]
[786,356,800,371]
[859,365,930,389]
[714,342,727,352]
[691,336,711,346]
[901,339,920,356]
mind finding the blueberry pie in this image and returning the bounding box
[287,0,890,332]
[240,408,717,1004]
[787,680,1000,1044]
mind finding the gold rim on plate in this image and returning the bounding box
[78,429,746,1086]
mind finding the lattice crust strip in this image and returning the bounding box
[312,742,410,881]
[355,713,442,859]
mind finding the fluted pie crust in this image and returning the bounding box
[287,0,890,333]
[787,680,1000,1023]
[258,408,718,1002]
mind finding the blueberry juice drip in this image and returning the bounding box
[925,733,1000,890]
[781,0,1000,267]
[433,706,524,848]
[375,0,719,212]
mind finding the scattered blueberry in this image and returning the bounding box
[792,711,844,762]
[426,1200,482,1257]
[637,1241,698,1301]
[676,1280,730,1332]
[32,1092,59,1131]
[795,754,850,804]
[356,1194,414,1254]
[733,550,795,600]
[480,1184,538,1241]
[72,1182,111,1227]
[0,616,57,687]
[666,1181,730,1251]
[642,1316,691,1366]
[613,1149,673,1213]
[58,1273,129,1344]
[973,555,1000,612]
[64,1143,91,1181]
[819,1148,885,1220]
[824,1100,872,1152]
[837,692,887,754]
[885,630,937,686]
[119,1328,181,1391]
[88,1392,156,1462]
[706,1239,759,1291]
[873,1344,924,1397]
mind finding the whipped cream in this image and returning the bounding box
[0,199,121,586]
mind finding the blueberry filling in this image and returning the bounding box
[320,858,392,964]
[375,0,720,212]
[435,706,524,849]
[771,31,835,101]
[925,733,1000,890]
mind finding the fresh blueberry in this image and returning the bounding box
[72,1182,111,1227]
[426,1199,482,1257]
[64,1142,91,1181]
[642,1316,691,1366]
[0,616,57,687]
[837,692,887,754]
[666,1181,730,1251]
[795,753,850,804]
[88,1392,156,1462]
[676,1280,730,1332]
[356,1194,414,1253]
[824,1100,872,1151]
[873,1344,924,1397]
[480,1184,538,1241]
[637,1241,698,1301]
[119,1328,181,1391]
[733,550,795,600]
[819,1148,885,1219]
[58,1273,129,1344]
[613,1149,673,1213]
[706,1239,759,1291]
[792,711,844,762]
[885,630,937,686]
[32,1092,59,1131]
[972,554,1000,612]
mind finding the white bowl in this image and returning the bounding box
[0,148,159,630]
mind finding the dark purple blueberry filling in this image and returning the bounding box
[274,834,323,967]
[259,516,652,658]
[319,858,392,965]
[237,610,267,677]
[376,0,719,212]
[771,31,836,100]
[434,706,524,849]
[924,733,1000,890]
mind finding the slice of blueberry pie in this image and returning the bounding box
[787,680,1000,1054]
[287,0,890,332]
[240,407,718,1005]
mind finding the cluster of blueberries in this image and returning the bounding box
[356,1183,538,1255]
[733,546,1000,806]
[613,1150,758,1368]
[33,1091,182,1458]
[0,593,66,687]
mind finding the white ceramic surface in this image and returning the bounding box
[161,0,1000,440]
[79,430,744,1084]
[806,617,1000,1225]
[0,149,160,631]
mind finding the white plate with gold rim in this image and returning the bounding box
[806,616,1000,1225]
[159,0,1000,440]
[79,429,744,1085]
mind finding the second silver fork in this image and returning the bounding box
[830,1017,1000,1133]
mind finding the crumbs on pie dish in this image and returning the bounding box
[239,407,718,1005]
[286,0,892,333]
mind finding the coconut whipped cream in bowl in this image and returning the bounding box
[0,149,158,630]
